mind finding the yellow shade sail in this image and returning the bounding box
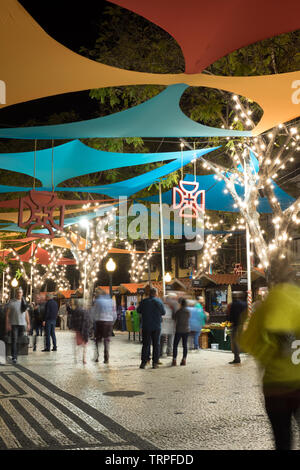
[0,1,299,135]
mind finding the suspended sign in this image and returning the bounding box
[172,180,205,218]
[18,190,65,238]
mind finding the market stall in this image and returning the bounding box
[200,322,232,351]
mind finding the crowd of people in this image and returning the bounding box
[2,276,300,451]
[2,287,117,365]
[2,286,210,368]
[137,287,209,369]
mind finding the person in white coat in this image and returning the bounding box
[160,294,178,357]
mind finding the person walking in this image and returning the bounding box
[58,301,68,330]
[160,295,177,357]
[172,297,190,366]
[91,288,116,364]
[188,299,207,350]
[42,293,58,352]
[5,287,30,364]
[137,287,166,369]
[70,298,91,364]
[239,274,300,450]
[226,292,247,364]
[32,294,45,351]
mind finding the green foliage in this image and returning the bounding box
[15,269,23,280]
[0,261,7,275]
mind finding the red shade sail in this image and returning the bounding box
[112,0,300,73]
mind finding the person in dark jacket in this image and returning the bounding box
[137,287,166,369]
[227,292,247,364]
[42,293,59,352]
[32,294,45,351]
[172,297,190,366]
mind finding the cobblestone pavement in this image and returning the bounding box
[0,330,299,450]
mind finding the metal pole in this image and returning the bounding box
[2,271,4,303]
[144,239,151,288]
[30,243,33,303]
[109,272,113,298]
[243,159,252,314]
[159,181,166,297]
[83,224,89,305]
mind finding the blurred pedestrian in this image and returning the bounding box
[58,301,68,330]
[160,295,177,357]
[128,301,135,311]
[91,288,116,364]
[137,287,166,369]
[5,287,30,364]
[226,292,247,364]
[239,270,300,450]
[172,297,190,366]
[195,296,210,322]
[42,293,58,352]
[188,299,207,350]
[32,294,44,351]
[70,298,91,364]
[28,301,35,347]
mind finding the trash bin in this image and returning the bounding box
[131,310,140,332]
[125,310,133,333]
[210,328,231,351]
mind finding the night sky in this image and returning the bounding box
[0,1,110,127]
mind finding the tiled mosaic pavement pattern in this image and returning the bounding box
[0,365,156,450]
[1,331,299,450]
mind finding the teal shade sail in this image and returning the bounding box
[0,146,218,197]
[0,85,251,140]
[143,173,295,214]
[0,139,210,187]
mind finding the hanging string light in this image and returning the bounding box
[182,91,300,274]
[57,209,117,301]
[193,233,232,278]
[125,239,161,283]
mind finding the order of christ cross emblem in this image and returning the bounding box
[18,190,65,238]
[172,181,205,218]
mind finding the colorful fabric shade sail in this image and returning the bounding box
[0,2,298,136]
[0,85,251,139]
[11,243,75,265]
[0,146,218,197]
[111,0,300,74]
[143,173,295,214]
[0,138,213,185]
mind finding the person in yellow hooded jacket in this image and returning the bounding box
[239,276,300,450]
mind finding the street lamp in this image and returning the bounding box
[80,217,90,303]
[11,278,18,298]
[165,272,172,283]
[106,258,116,298]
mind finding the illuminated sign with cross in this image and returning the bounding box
[172,180,205,218]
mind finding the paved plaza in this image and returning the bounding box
[0,330,299,451]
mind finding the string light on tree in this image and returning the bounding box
[125,239,161,283]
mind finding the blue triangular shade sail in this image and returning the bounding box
[0,85,252,139]
[0,139,207,187]
[0,147,218,198]
[143,173,295,213]
[57,147,218,197]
